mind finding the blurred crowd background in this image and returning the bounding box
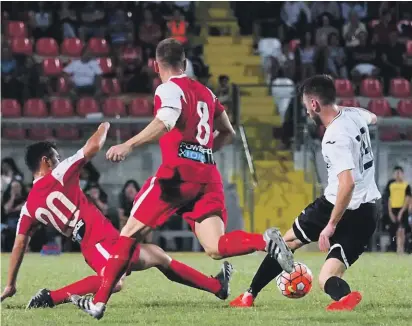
[1,1,412,254]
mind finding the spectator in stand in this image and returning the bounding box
[380,31,407,85]
[340,2,368,22]
[315,14,338,46]
[1,45,24,102]
[190,46,210,80]
[79,161,101,190]
[216,75,232,117]
[295,31,317,81]
[108,8,133,47]
[78,2,106,42]
[29,1,56,40]
[373,10,398,46]
[59,1,77,39]
[348,31,379,81]
[138,9,163,57]
[118,180,141,230]
[84,181,109,217]
[327,32,349,79]
[63,47,102,97]
[271,70,295,125]
[258,37,282,84]
[280,1,311,40]
[184,52,195,79]
[311,1,341,22]
[167,9,189,45]
[342,10,367,48]
[1,158,23,194]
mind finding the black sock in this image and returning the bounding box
[324,276,351,301]
[248,254,283,298]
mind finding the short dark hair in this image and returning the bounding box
[156,38,185,69]
[301,75,336,105]
[394,166,404,172]
[25,142,57,173]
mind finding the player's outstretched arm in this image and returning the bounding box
[83,122,110,161]
[213,111,236,152]
[1,234,30,302]
[354,107,378,125]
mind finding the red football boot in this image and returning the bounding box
[229,292,254,308]
[326,291,362,311]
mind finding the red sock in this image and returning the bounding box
[50,275,101,305]
[93,236,136,304]
[161,260,221,294]
[218,230,266,257]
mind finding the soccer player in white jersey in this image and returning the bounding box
[230,75,381,311]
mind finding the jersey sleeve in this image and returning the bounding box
[16,203,37,237]
[51,149,86,186]
[154,82,185,131]
[324,134,355,175]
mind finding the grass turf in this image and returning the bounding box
[1,252,412,326]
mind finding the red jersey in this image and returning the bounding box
[16,149,109,246]
[154,75,225,184]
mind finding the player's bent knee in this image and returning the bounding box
[204,247,223,260]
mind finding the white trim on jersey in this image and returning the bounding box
[294,217,312,242]
[96,243,110,260]
[156,107,182,131]
[129,177,157,218]
[329,243,349,269]
[167,74,187,82]
[16,202,30,235]
[51,149,85,186]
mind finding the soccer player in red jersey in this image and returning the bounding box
[71,38,294,319]
[0,124,234,307]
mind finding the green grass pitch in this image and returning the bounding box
[1,252,412,326]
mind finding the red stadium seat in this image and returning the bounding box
[108,127,132,141]
[24,99,48,117]
[77,97,99,116]
[11,38,33,55]
[379,129,401,142]
[1,99,21,117]
[50,98,74,117]
[42,58,63,76]
[61,38,83,57]
[55,127,80,140]
[103,98,126,117]
[335,79,354,97]
[397,99,412,117]
[6,21,27,38]
[360,78,383,97]
[36,38,59,56]
[88,38,110,56]
[28,128,53,140]
[407,40,412,56]
[406,129,412,141]
[389,78,411,98]
[338,98,360,107]
[56,77,71,95]
[2,128,26,140]
[152,78,162,93]
[101,78,121,95]
[367,98,392,117]
[97,57,113,74]
[129,98,152,116]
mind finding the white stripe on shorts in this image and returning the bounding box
[329,243,349,269]
[129,177,157,218]
[294,217,312,243]
[95,243,110,260]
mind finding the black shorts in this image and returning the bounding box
[391,208,411,232]
[293,196,377,268]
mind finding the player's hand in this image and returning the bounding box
[1,285,17,302]
[106,143,132,162]
[319,223,336,252]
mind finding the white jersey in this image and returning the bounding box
[322,107,381,210]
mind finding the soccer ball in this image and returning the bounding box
[276,262,313,299]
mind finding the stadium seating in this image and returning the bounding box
[42,58,63,76]
[50,98,74,117]
[76,97,99,116]
[97,57,114,75]
[335,79,354,97]
[108,127,132,141]
[2,128,26,140]
[389,78,411,98]
[55,77,71,95]
[407,40,412,56]
[367,98,392,117]
[360,78,383,97]
[103,98,126,116]
[36,38,59,56]
[129,98,152,116]
[24,99,48,117]
[88,37,110,56]
[101,78,121,95]
[339,98,360,107]
[61,38,83,57]
[152,78,162,93]
[1,99,21,117]
[11,37,33,55]
[55,127,80,140]
[6,21,27,38]
[379,129,401,141]
[397,99,412,117]
[28,127,53,140]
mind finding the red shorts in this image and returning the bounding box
[81,220,140,276]
[130,176,226,231]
